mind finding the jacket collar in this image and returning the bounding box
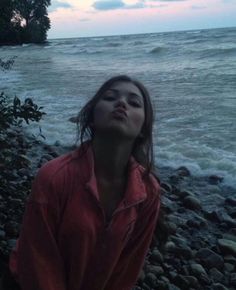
[73,142,147,207]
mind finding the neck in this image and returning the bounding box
[92,136,134,181]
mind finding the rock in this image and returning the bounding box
[0,229,6,239]
[168,284,181,290]
[224,262,235,272]
[18,154,31,166]
[183,196,202,211]
[212,283,229,290]
[140,282,150,290]
[189,263,210,284]
[164,241,176,252]
[156,280,169,290]
[4,221,19,238]
[223,233,236,243]
[196,248,224,270]
[186,217,208,229]
[209,268,224,283]
[172,274,199,289]
[225,197,236,206]
[145,273,157,288]
[146,265,164,276]
[172,274,190,289]
[160,182,172,192]
[150,249,164,264]
[229,273,236,287]
[173,245,193,259]
[7,238,17,249]
[218,239,236,256]
[209,175,224,184]
[173,190,190,198]
[176,166,191,177]
[224,255,236,264]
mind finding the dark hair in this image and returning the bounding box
[77,75,155,175]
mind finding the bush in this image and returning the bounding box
[0,92,46,130]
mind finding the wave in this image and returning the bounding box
[105,42,122,47]
[149,46,166,54]
[199,47,236,58]
[62,48,104,55]
[132,41,146,46]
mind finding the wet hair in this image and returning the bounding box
[77,75,155,175]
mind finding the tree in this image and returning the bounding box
[0,0,22,44]
[0,0,51,44]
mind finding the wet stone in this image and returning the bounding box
[150,249,164,264]
[168,284,181,290]
[160,182,172,192]
[224,262,235,272]
[146,265,164,276]
[225,197,236,206]
[196,248,224,270]
[183,196,202,211]
[208,175,224,184]
[212,283,229,290]
[209,268,224,283]
[218,239,236,256]
[0,229,5,239]
[145,273,157,288]
[176,166,191,177]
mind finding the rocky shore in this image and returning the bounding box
[135,168,236,290]
[0,127,235,290]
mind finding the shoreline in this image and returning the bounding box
[0,129,235,289]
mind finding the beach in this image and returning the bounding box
[0,129,235,289]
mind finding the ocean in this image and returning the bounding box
[0,27,235,188]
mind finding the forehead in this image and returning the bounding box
[108,81,143,98]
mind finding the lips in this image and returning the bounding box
[112,108,127,119]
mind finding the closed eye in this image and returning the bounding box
[103,95,116,101]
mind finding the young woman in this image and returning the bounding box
[8,75,161,290]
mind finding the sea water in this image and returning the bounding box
[0,27,236,188]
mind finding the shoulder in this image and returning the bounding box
[36,151,76,183]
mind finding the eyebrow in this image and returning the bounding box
[108,89,143,100]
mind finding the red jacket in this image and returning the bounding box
[9,143,160,290]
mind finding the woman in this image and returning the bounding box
[8,75,161,290]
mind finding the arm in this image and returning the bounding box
[15,165,67,290]
[107,188,161,290]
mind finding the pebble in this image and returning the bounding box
[212,283,229,290]
[183,196,202,211]
[229,273,236,286]
[196,248,224,270]
[218,239,236,256]
[209,268,224,283]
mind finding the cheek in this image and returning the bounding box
[93,103,109,126]
[132,111,145,132]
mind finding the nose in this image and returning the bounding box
[115,97,127,109]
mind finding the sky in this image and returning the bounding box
[48,0,236,39]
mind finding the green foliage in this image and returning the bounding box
[0,92,46,130]
[0,0,51,44]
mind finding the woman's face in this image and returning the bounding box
[92,81,145,140]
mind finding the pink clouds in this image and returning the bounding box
[48,0,236,38]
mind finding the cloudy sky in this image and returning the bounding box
[48,0,236,39]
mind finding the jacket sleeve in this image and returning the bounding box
[15,165,67,290]
[107,184,161,290]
